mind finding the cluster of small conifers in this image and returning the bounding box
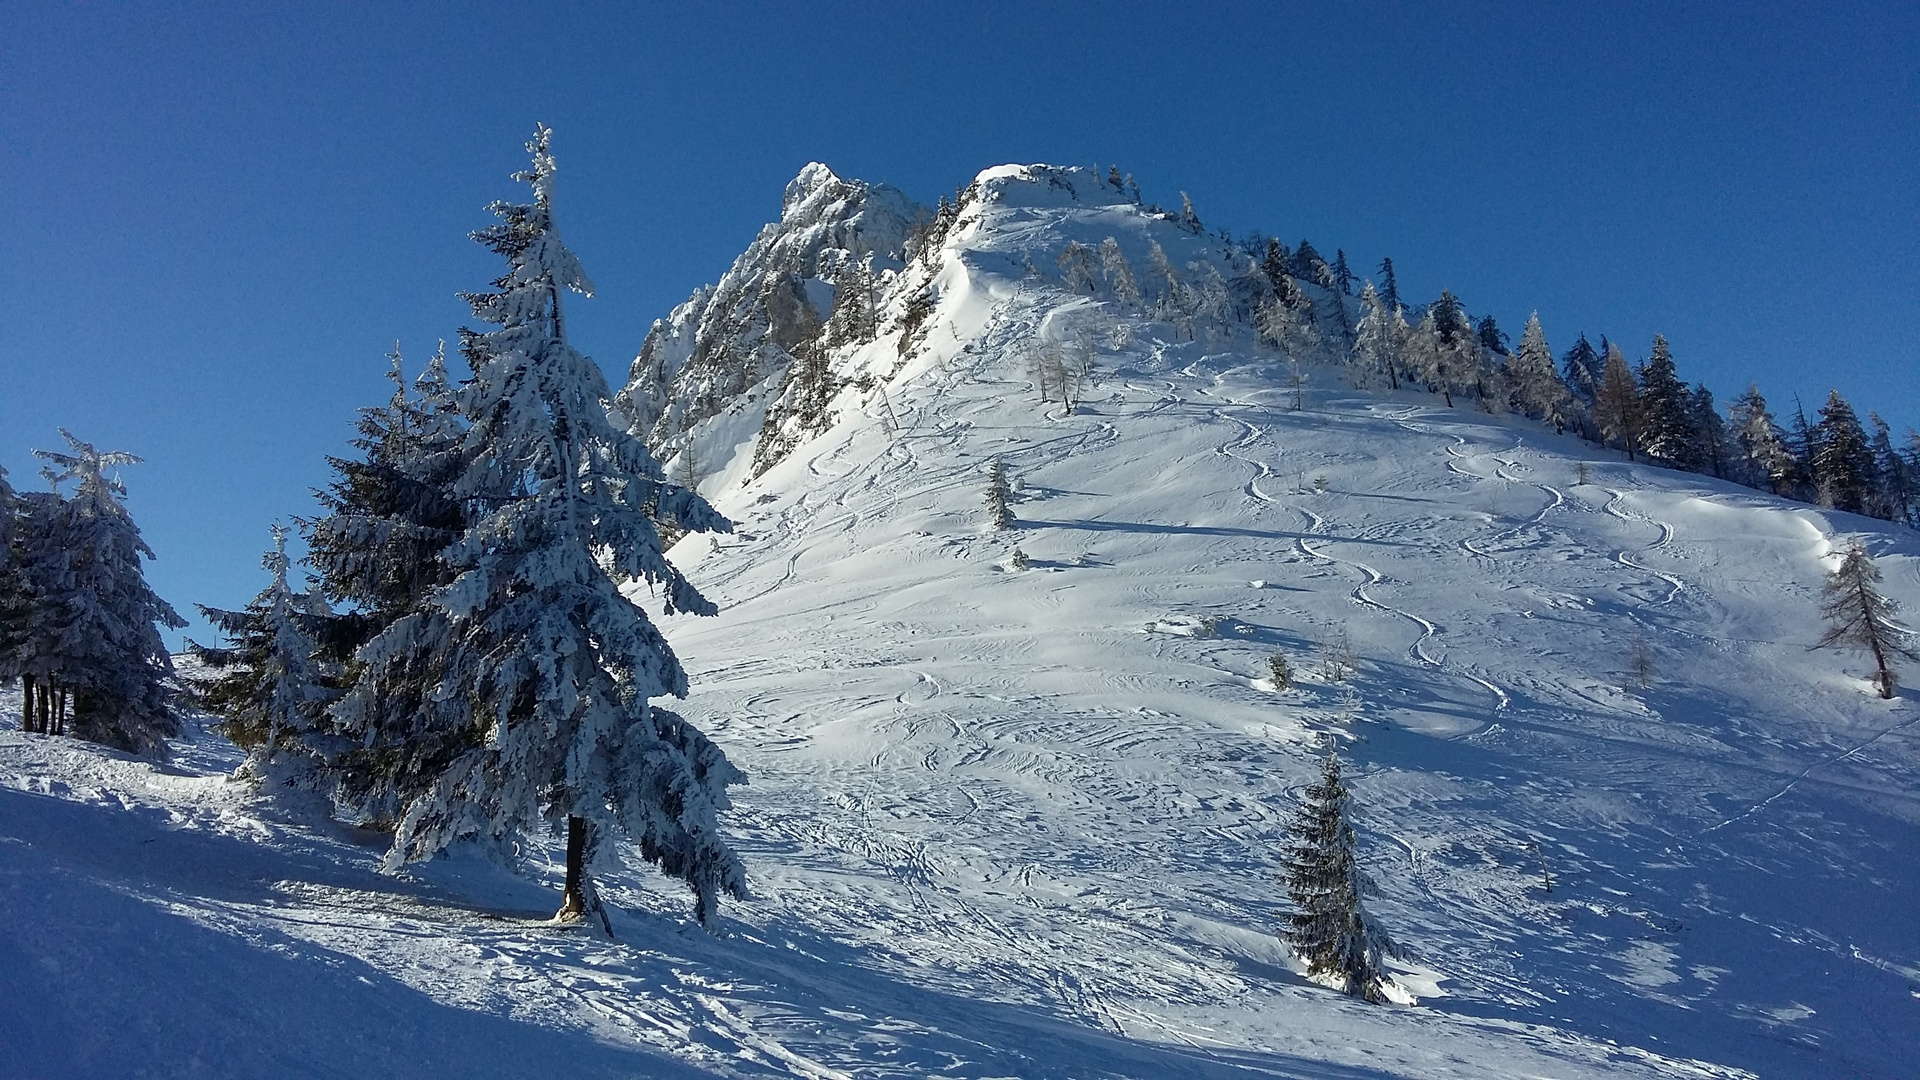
[1035,183,1918,529]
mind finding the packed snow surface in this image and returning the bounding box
[6,165,1919,1079]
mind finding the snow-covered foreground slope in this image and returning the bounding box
[7,166,1920,1078]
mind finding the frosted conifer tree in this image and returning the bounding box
[1146,240,1195,336]
[1376,257,1402,314]
[1687,385,1730,479]
[1281,743,1399,1003]
[1867,414,1914,525]
[1331,250,1354,297]
[1292,239,1327,283]
[190,524,334,780]
[1177,191,1202,233]
[384,126,746,926]
[1319,276,1355,358]
[1729,385,1796,494]
[825,255,877,347]
[1560,334,1603,406]
[1475,315,1510,357]
[1258,273,1322,363]
[29,432,185,756]
[307,345,475,821]
[1056,241,1097,294]
[1099,238,1142,308]
[1507,313,1573,432]
[1813,390,1875,515]
[1351,282,1402,390]
[1635,336,1696,465]
[1261,240,1290,295]
[1407,311,1447,403]
[1422,290,1480,409]
[1814,543,1919,699]
[985,458,1014,529]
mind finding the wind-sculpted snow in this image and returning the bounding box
[6,167,1920,1078]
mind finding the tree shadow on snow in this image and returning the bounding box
[0,785,703,1080]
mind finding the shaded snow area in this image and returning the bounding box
[7,166,1920,1078]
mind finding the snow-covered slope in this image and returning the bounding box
[6,164,1919,1079]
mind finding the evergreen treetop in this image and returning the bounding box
[1376,257,1401,314]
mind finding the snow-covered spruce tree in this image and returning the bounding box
[391,125,744,926]
[1376,256,1402,315]
[1728,385,1796,495]
[301,346,473,821]
[1261,240,1290,295]
[1814,543,1919,699]
[28,432,185,755]
[1787,397,1821,497]
[1057,241,1098,295]
[1291,239,1327,284]
[1350,282,1402,390]
[1475,315,1510,359]
[1177,191,1203,233]
[1099,237,1142,308]
[1146,240,1196,339]
[1281,743,1399,1003]
[1688,385,1731,479]
[1332,250,1354,297]
[1257,272,1322,363]
[824,255,877,347]
[1319,273,1355,358]
[1636,336,1697,466]
[1409,291,1479,408]
[189,524,334,780]
[1506,313,1573,433]
[984,458,1014,529]
[1868,414,1915,525]
[1560,333,1603,407]
[1813,389,1875,515]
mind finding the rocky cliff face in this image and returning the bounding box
[614,164,925,475]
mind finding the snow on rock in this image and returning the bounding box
[6,163,1920,1079]
[616,162,925,478]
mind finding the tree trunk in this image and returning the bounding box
[53,687,67,736]
[21,673,36,733]
[556,815,588,922]
[1857,579,1897,699]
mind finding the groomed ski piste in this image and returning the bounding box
[5,165,1918,1079]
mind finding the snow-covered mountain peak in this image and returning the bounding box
[782,161,840,210]
[967,162,1139,210]
[613,163,927,452]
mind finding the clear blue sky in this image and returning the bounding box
[2,2,1914,647]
